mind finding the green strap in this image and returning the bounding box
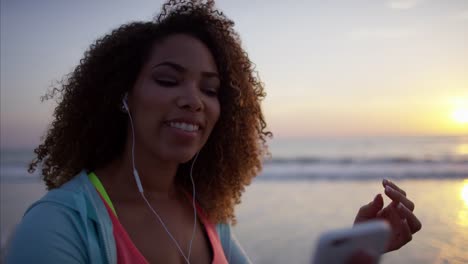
[88,172,118,217]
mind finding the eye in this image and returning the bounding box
[201,79,220,97]
[203,87,219,97]
[155,79,178,87]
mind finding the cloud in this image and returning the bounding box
[348,28,413,40]
[386,0,424,10]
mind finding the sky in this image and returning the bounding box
[1,0,468,148]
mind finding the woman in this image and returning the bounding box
[5,1,421,263]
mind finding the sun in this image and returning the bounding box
[452,108,468,124]
[451,98,468,124]
[462,180,468,208]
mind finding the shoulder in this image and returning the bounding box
[27,170,103,221]
[4,170,113,263]
[5,200,89,263]
[215,222,231,241]
[20,171,93,229]
[215,223,252,264]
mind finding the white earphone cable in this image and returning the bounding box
[125,101,197,264]
[188,151,199,260]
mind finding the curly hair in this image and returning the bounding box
[29,0,271,224]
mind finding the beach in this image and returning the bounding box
[234,179,468,264]
[1,178,467,263]
[1,136,467,263]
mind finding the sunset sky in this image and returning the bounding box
[1,0,467,148]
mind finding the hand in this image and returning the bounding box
[353,179,422,252]
[346,250,376,264]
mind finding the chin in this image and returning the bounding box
[163,149,199,164]
[178,154,197,164]
[150,141,203,164]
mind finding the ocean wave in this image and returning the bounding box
[264,156,468,165]
[2,157,467,183]
[0,166,40,183]
[257,161,468,181]
[256,171,468,181]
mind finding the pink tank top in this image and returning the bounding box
[98,193,228,264]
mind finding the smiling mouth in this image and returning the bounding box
[167,121,200,132]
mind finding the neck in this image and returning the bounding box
[97,144,181,201]
[131,147,180,196]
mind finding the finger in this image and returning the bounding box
[355,194,384,224]
[380,206,403,251]
[378,206,400,226]
[384,185,415,211]
[398,219,413,246]
[396,203,422,234]
[382,179,406,196]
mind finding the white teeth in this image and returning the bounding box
[169,122,199,132]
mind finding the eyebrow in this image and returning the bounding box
[152,61,220,79]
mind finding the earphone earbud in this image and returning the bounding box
[122,93,129,112]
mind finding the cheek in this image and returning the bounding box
[133,99,167,138]
[202,100,220,140]
[210,100,221,127]
[137,85,171,117]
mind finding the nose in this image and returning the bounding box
[176,84,203,112]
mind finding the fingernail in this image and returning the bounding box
[383,179,388,185]
[385,186,393,193]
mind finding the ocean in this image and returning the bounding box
[1,135,468,263]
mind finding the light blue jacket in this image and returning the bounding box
[5,170,251,263]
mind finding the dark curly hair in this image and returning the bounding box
[29,0,271,224]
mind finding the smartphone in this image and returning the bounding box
[311,220,391,264]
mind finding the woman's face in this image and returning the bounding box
[128,34,221,163]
